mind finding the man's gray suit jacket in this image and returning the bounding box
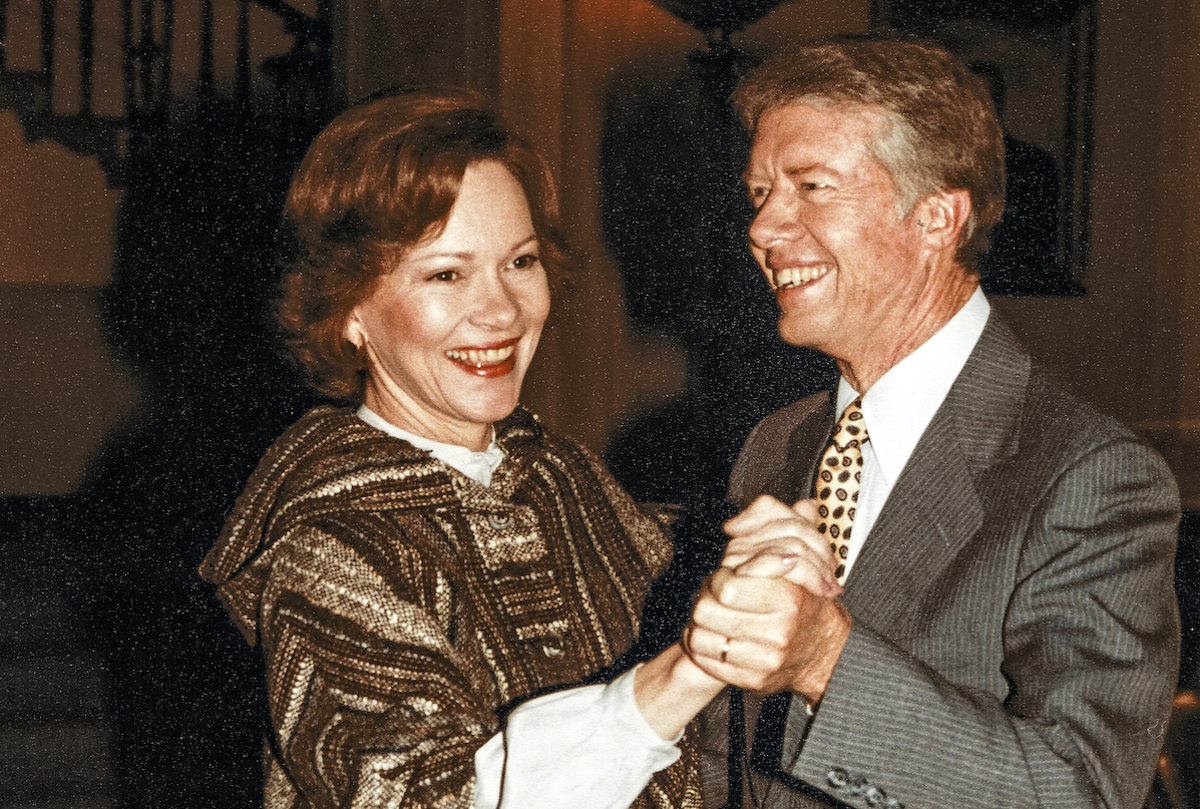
[709,313,1181,809]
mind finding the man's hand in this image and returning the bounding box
[682,495,852,700]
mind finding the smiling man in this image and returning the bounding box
[682,39,1181,809]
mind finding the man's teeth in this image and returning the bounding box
[446,345,515,366]
[774,266,831,289]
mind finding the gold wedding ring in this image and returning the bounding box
[721,637,731,663]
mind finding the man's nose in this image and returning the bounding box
[749,194,799,251]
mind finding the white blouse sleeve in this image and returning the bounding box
[473,666,682,809]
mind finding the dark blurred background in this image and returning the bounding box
[0,0,1197,807]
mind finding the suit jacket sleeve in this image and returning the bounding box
[775,431,1180,809]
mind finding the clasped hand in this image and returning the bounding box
[684,495,852,700]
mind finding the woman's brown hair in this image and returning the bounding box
[274,87,568,400]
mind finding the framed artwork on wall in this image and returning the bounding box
[872,0,1095,296]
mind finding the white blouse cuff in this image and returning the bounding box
[473,665,682,809]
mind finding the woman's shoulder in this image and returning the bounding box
[262,406,466,516]
[201,406,460,592]
[274,405,438,472]
[277,404,378,448]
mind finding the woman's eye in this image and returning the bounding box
[511,253,541,270]
[430,270,458,282]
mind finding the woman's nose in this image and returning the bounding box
[471,272,520,327]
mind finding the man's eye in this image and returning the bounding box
[803,182,831,191]
[512,254,541,269]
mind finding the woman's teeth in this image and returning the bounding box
[446,345,515,366]
[774,265,831,290]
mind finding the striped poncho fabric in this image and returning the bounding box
[200,405,703,809]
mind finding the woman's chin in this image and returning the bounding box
[456,388,523,428]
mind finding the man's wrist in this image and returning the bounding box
[793,600,852,699]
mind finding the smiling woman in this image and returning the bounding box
[198,88,719,809]
[344,161,551,451]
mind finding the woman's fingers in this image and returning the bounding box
[683,577,814,693]
[735,550,841,597]
[721,529,838,595]
[706,567,797,612]
[733,552,799,578]
[722,494,798,535]
[791,498,819,522]
[721,496,834,582]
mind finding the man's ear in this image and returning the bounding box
[915,189,971,250]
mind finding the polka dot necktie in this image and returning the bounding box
[815,397,868,583]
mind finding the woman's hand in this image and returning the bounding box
[632,642,726,740]
[674,494,852,700]
[682,568,850,699]
[630,494,852,738]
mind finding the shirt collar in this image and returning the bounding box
[837,286,990,485]
[356,405,506,487]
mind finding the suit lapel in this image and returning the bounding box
[841,409,983,627]
[764,396,835,504]
[842,314,1031,631]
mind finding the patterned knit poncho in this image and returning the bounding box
[200,405,703,809]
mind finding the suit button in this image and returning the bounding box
[826,767,849,789]
[540,636,565,658]
[865,786,885,806]
[885,799,904,809]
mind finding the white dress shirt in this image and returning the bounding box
[834,286,990,581]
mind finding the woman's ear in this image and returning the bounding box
[914,189,971,250]
[343,309,366,351]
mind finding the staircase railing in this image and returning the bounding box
[0,0,332,185]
